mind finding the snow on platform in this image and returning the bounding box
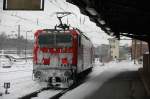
[61,60,147,99]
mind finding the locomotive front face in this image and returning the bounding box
[33,30,77,88]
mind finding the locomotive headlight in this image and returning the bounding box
[64,71,72,77]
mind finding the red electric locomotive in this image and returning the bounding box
[33,12,94,88]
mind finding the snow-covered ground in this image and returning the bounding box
[0,59,47,99]
[0,60,144,99]
[0,59,98,99]
[60,60,145,99]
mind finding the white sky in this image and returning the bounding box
[0,0,131,46]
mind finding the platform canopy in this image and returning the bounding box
[67,0,150,42]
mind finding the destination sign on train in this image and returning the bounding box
[3,0,44,10]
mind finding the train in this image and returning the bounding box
[33,12,94,88]
[33,28,94,88]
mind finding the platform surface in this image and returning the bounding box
[61,61,149,99]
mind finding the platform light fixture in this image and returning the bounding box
[106,27,111,31]
[86,7,98,16]
[107,31,115,36]
[98,18,105,25]
[110,32,115,36]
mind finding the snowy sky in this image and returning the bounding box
[0,0,131,46]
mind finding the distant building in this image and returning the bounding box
[131,39,149,60]
[94,44,110,62]
[108,38,119,59]
[119,45,131,60]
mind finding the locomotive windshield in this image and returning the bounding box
[38,32,72,47]
[38,34,54,45]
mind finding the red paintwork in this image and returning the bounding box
[42,58,50,65]
[61,58,68,64]
[70,30,78,65]
[41,47,49,53]
[33,46,38,64]
[33,29,78,65]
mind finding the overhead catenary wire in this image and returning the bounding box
[0,0,97,36]
[48,0,66,12]
[12,14,54,28]
[0,11,54,28]
[47,0,82,29]
[0,0,82,30]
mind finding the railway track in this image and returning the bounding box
[19,73,88,99]
[19,68,92,99]
[19,83,78,99]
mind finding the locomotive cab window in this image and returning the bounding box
[38,31,72,47]
[38,34,54,47]
[56,33,72,47]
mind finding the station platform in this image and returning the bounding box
[139,68,150,96]
[61,61,149,99]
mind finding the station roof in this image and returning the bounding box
[67,0,150,42]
